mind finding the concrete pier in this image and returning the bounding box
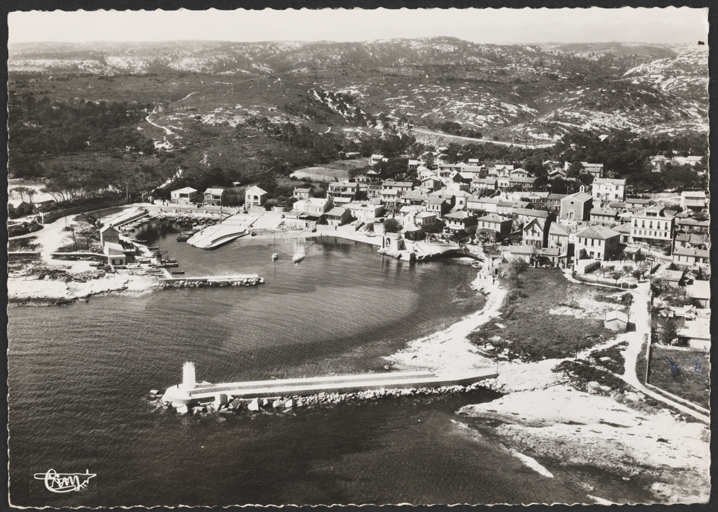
[162,365,498,406]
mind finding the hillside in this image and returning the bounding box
[7,38,708,199]
[9,38,707,145]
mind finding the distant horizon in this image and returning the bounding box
[8,8,708,45]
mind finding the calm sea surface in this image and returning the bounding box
[7,219,653,507]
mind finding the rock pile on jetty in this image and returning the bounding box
[160,277,264,289]
[150,381,493,417]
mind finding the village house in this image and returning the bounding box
[414,211,441,229]
[408,159,420,171]
[625,197,652,210]
[420,177,443,192]
[100,225,120,247]
[417,167,435,180]
[574,225,621,261]
[203,187,226,206]
[293,186,312,201]
[514,208,552,227]
[522,218,550,248]
[496,200,515,216]
[672,247,710,267]
[344,202,385,222]
[382,180,415,196]
[675,217,710,235]
[613,223,633,244]
[548,222,575,256]
[104,242,127,267]
[476,214,512,239]
[497,176,512,189]
[467,196,500,214]
[366,182,382,199]
[327,181,360,204]
[245,186,268,207]
[513,191,549,206]
[439,189,471,210]
[401,189,430,206]
[493,164,514,176]
[505,245,536,264]
[680,190,708,211]
[592,178,626,203]
[369,154,386,166]
[630,206,674,246]
[590,208,620,225]
[510,168,530,178]
[424,197,452,217]
[560,190,593,221]
[170,187,198,205]
[686,280,710,308]
[580,162,605,178]
[677,318,710,350]
[673,233,709,251]
[324,207,352,226]
[443,211,478,235]
[672,155,704,167]
[548,168,567,180]
[509,176,537,191]
[296,197,333,216]
[546,193,567,211]
[660,269,686,288]
[604,311,629,332]
[461,165,484,179]
[471,177,498,193]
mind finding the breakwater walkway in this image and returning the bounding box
[161,364,498,407]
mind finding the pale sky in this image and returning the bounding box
[8,7,709,45]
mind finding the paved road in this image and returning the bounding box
[619,281,709,423]
[411,128,556,149]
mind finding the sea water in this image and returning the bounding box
[7,220,653,506]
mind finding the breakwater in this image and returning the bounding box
[159,275,264,289]
[159,363,498,412]
[153,379,496,416]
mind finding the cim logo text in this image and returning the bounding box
[34,469,96,493]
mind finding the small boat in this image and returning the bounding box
[162,262,179,268]
[164,258,178,264]
[271,253,279,261]
[148,246,159,251]
[292,253,305,264]
[171,270,185,275]
[251,232,257,237]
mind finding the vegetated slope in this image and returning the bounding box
[11,38,705,143]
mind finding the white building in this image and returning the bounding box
[170,187,198,205]
[592,178,626,203]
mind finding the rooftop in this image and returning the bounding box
[575,225,620,240]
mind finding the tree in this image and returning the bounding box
[383,218,402,233]
[661,318,679,345]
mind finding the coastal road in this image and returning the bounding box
[620,282,709,423]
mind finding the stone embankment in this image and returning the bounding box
[151,381,491,417]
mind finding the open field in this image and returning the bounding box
[648,346,710,410]
[469,268,626,361]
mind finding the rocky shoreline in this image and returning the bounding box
[386,269,710,504]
